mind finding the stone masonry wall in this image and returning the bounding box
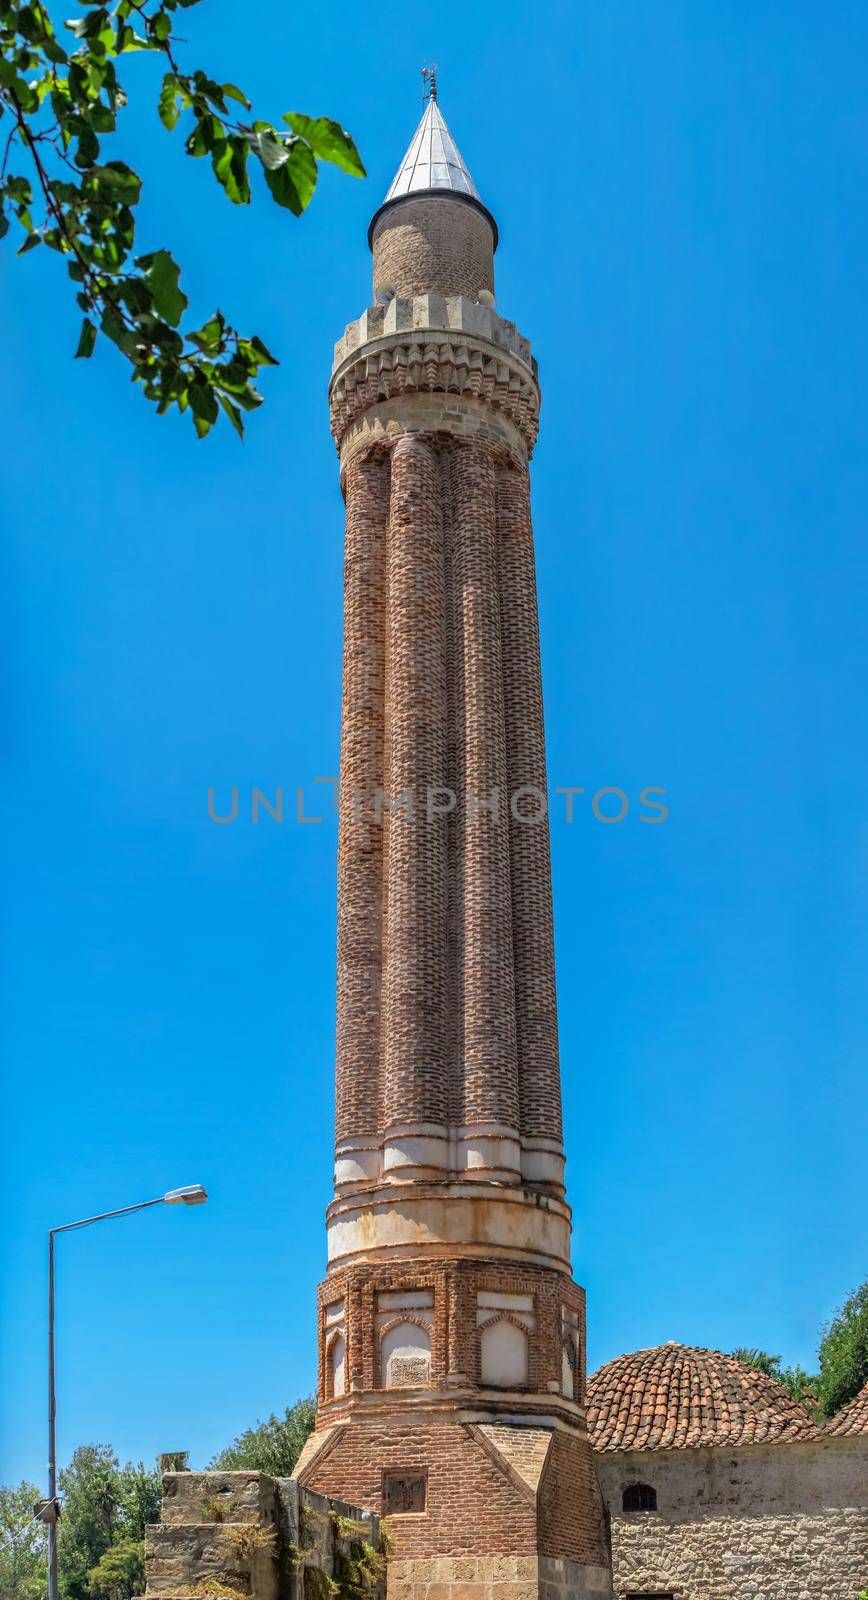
[144,1471,381,1600]
[596,1435,868,1599]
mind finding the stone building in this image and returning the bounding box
[290,79,612,1600]
[587,1343,868,1598]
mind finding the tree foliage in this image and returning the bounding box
[83,1538,144,1600]
[209,1394,316,1476]
[816,1281,868,1418]
[0,1481,48,1600]
[56,1446,160,1600]
[0,0,364,435]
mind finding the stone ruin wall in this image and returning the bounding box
[143,1470,382,1600]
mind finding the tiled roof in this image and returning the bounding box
[587,1343,819,1452]
[824,1381,868,1436]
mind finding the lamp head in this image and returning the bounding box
[163,1185,208,1206]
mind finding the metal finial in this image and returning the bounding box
[421,64,437,103]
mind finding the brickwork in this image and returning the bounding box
[538,1432,610,1568]
[335,450,389,1149]
[371,197,495,301]
[382,435,449,1131]
[315,1258,585,1415]
[314,107,612,1600]
[496,466,562,1152]
[447,443,517,1130]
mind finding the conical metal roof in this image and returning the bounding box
[384,96,481,203]
[368,83,497,249]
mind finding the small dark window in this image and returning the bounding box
[382,1470,427,1515]
[622,1481,657,1513]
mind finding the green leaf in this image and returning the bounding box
[218,391,244,437]
[75,317,97,357]
[0,60,40,113]
[264,140,317,215]
[100,304,139,358]
[0,214,8,241]
[189,378,218,437]
[75,127,100,167]
[282,113,365,178]
[158,71,181,129]
[211,135,249,205]
[151,10,170,40]
[190,312,225,352]
[17,231,42,254]
[89,161,142,201]
[136,248,187,325]
[222,82,250,110]
[249,334,278,366]
[186,114,219,157]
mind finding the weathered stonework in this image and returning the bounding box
[596,1436,868,1599]
[144,1472,382,1600]
[329,296,540,468]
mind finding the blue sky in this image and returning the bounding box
[2,0,867,1487]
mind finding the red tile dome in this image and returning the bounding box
[587,1343,818,1451]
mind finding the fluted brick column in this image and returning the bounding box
[448,442,519,1139]
[334,449,388,1179]
[382,435,449,1135]
[497,463,564,1161]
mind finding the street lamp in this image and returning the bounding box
[39,1185,208,1600]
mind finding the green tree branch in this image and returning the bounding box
[0,0,365,436]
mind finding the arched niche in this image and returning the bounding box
[327,1330,346,1399]
[480,1316,529,1388]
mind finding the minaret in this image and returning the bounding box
[295,80,612,1600]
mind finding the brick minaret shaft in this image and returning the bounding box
[298,87,612,1600]
[336,436,561,1180]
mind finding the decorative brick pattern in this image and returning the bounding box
[335,449,389,1147]
[447,442,517,1130]
[382,434,450,1130]
[371,197,495,301]
[496,465,562,1149]
[315,1258,585,1415]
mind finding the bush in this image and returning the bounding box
[87,1540,145,1600]
[816,1282,868,1418]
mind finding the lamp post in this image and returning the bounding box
[41,1184,208,1600]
